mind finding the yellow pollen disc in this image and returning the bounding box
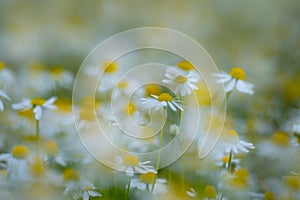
[45,141,58,156]
[271,131,289,147]
[50,66,64,76]
[127,102,136,115]
[12,145,29,159]
[285,176,299,189]
[177,61,194,71]
[227,130,239,140]
[140,172,155,184]
[117,81,128,89]
[123,155,139,167]
[264,192,276,200]
[31,97,46,106]
[86,186,94,191]
[174,75,188,83]
[63,169,80,181]
[145,84,161,97]
[222,155,230,164]
[229,67,246,80]
[18,108,34,119]
[157,93,173,102]
[204,185,217,198]
[103,61,118,73]
[0,61,5,71]
[54,98,71,112]
[31,157,45,177]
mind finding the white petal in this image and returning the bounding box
[137,183,147,190]
[168,102,176,111]
[88,191,101,197]
[187,82,198,90]
[162,79,172,83]
[44,97,57,108]
[33,106,43,120]
[232,145,238,154]
[236,80,254,95]
[0,100,3,111]
[236,143,249,153]
[125,167,134,176]
[12,99,31,110]
[82,191,89,200]
[225,79,236,92]
[0,90,10,100]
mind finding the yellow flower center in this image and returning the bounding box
[31,157,45,177]
[140,172,155,184]
[226,130,239,143]
[127,102,136,116]
[231,168,249,190]
[145,84,161,97]
[63,169,80,181]
[204,185,217,198]
[103,61,118,73]
[222,155,230,164]
[177,61,194,71]
[45,141,58,156]
[31,97,46,106]
[117,81,128,89]
[122,155,139,167]
[55,98,71,112]
[50,66,64,76]
[12,145,29,159]
[174,75,188,83]
[157,93,173,102]
[229,67,246,80]
[85,186,94,191]
[0,61,5,71]
[0,170,7,177]
[271,131,289,147]
[264,192,276,200]
[285,175,299,190]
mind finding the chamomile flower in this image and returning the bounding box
[0,60,14,89]
[0,89,10,111]
[12,96,57,120]
[48,65,74,89]
[215,154,240,169]
[128,172,168,195]
[0,145,31,183]
[114,155,155,176]
[222,130,255,154]
[162,67,199,96]
[141,93,183,112]
[64,179,102,200]
[213,67,254,95]
[186,188,197,198]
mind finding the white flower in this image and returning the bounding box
[0,145,31,184]
[128,172,168,195]
[222,130,255,154]
[141,93,183,112]
[213,67,254,95]
[169,124,180,136]
[186,188,196,198]
[293,124,300,134]
[215,153,240,168]
[0,61,14,89]
[12,96,57,120]
[48,66,74,89]
[114,155,155,176]
[0,89,10,111]
[64,179,102,200]
[162,68,199,96]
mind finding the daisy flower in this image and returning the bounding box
[0,89,10,111]
[0,60,14,89]
[64,179,102,200]
[222,130,255,154]
[128,172,168,195]
[141,93,183,112]
[48,65,74,89]
[114,155,155,176]
[0,145,31,183]
[213,67,254,95]
[12,96,57,120]
[162,67,199,96]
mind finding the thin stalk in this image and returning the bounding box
[35,119,40,149]
[126,178,131,200]
[227,150,233,171]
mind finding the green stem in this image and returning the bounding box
[227,150,233,171]
[151,108,166,192]
[35,119,40,149]
[126,178,131,199]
